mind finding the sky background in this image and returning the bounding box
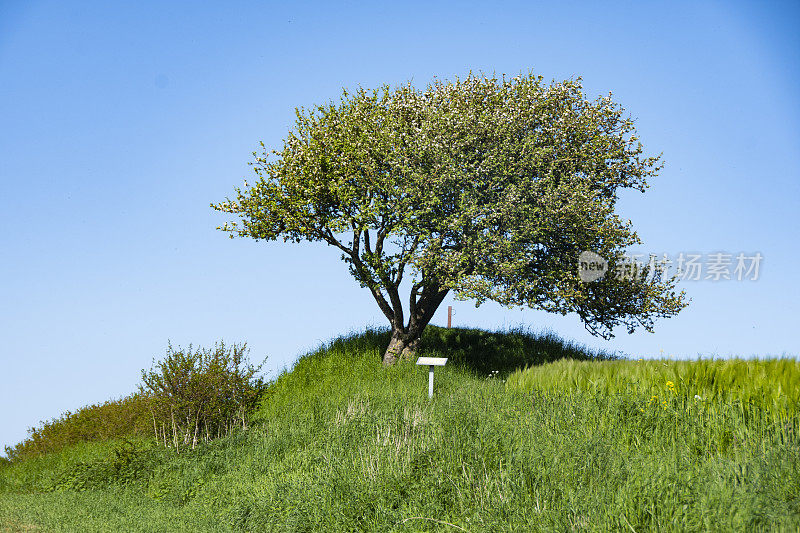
[1,1,799,454]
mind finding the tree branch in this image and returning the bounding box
[385,282,404,331]
[408,282,449,334]
[393,235,420,287]
[321,227,395,323]
[409,280,424,321]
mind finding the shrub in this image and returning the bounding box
[140,341,266,452]
[49,440,159,492]
[3,394,151,462]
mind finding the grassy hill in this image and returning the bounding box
[1,327,799,531]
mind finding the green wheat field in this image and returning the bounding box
[1,327,798,532]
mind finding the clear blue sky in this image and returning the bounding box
[1,1,798,453]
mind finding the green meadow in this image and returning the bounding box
[1,327,798,531]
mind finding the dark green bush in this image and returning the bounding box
[420,325,618,375]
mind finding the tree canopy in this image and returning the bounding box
[213,72,687,364]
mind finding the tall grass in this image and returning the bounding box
[1,328,798,531]
[507,357,800,416]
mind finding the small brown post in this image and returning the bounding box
[447,305,452,328]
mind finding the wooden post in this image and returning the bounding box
[447,305,452,328]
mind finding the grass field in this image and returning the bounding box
[1,327,798,531]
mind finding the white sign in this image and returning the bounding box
[416,357,448,366]
[416,357,448,398]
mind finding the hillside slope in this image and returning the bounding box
[1,327,798,531]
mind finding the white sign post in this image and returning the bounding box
[416,357,447,399]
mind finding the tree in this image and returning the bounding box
[212,72,687,365]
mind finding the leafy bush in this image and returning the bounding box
[49,440,160,492]
[140,341,267,452]
[4,394,151,462]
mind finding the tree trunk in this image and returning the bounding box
[382,328,422,366]
[381,286,449,366]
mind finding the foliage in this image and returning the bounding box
[2,343,268,463]
[213,72,687,363]
[48,440,163,492]
[2,329,798,531]
[139,341,266,452]
[3,394,151,462]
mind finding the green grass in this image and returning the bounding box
[2,326,799,531]
[507,357,800,416]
